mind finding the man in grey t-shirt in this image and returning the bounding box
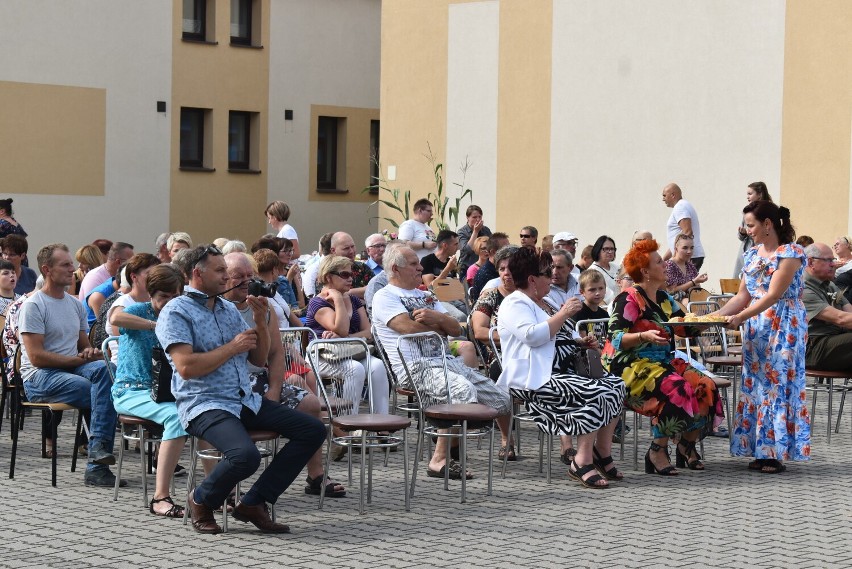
[802,242,852,370]
[19,243,120,488]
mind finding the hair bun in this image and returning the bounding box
[778,205,791,221]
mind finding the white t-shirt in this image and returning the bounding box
[270,291,291,325]
[398,219,435,260]
[303,255,323,297]
[666,199,705,257]
[276,224,298,241]
[18,292,87,382]
[371,284,446,378]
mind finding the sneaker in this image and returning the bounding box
[84,468,127,487]
[87,442,116,466]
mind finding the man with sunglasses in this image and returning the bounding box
[802,242,852,371]
[519,226,538,251]
[157,245,326,535]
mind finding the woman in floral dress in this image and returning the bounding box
[718,200,809,473]
[603,239,723,475]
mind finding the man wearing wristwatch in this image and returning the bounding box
[398,198,437,260]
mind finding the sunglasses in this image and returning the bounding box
[520,234,533,239]
[199,244,222,261]
[330,271,353,279]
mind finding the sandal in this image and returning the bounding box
[593,447,623,480]
[305,475,347,498]
[149,495,185,518]
[43,449,55,459]
[560,448,577,466]
[644,442,678,476]
[760,459,786,474]
[675,440,704,470]
[568,460,609,489]
[427,459,473,480]
[498,445,516,461]
[748,459,766,471]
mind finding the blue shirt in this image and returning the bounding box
[366,258,383,276]
[275,275,298,308]
[156,286,260,429]
[14,266,38,295]
[112,302,157,399]
[85,278,117,326]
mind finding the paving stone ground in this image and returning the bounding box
[2,394,852,569]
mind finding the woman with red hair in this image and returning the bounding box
[603,239,723,475]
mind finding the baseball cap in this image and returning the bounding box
[553,232,578,244]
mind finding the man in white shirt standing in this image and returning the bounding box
[398,198,437,260]
[662,183,705,270]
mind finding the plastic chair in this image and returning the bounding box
[307,337,410,514]
[397,332,497,503]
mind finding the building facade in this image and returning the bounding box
[380,0,852,284]
[0,0,380,257]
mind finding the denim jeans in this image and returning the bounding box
[23,360,117,472]
[187,399,326,508]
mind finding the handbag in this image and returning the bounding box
[573,347,605,379]
[150,346,175,403]
[318,342,367,363]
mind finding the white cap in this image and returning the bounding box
[553,232,578,244]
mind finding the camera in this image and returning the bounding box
[247,278,276,298]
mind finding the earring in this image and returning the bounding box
[765,229,770,236]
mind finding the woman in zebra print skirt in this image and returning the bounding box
[497,248,625,488]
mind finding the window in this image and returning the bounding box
[183,0,215,42]
[317,116,340,189]
[228,111,251,170]
[180,107,212,170]
[369,120,380,193]
[230,0,252,45]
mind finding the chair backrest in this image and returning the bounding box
[431,278,465,302]
[101,336,120,383]
[488,326,502,372]
[574,318,609,346]
[279,327,317,391]
[370,323,403,391]
[396,331,451,409]
[465,311,490,368]
[688,288,711,303]
[707,294,734,308]
[719,278,741,295]
[684,300,727,361]
[307,337,372,420]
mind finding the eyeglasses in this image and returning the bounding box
[520,234,533,239]
[602,247,617,253]
[810,257,835,263]
[330,271,353,279]
[617,276,634,283]
[367,244,386,249]
[280,249,293,254]
[537,268,553,278]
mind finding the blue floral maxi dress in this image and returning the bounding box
[731,244,810,461]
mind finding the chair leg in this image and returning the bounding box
[460,422,467,503]
[409,423,423,501]
[50,410,58,488]
[632,411,639,471]
[501,407,514,478]
[487,421,494,497]
[546,433,552,485]
[835,378,849,434]
[114,425,125,502]
[140,427,149,506]
[71,412,83,473]
[402,429,410,512]
[827,377,834,444]
[8,388,20,480]
[183,437,198,526]
[359,430,367,515]
[319,429,332,510]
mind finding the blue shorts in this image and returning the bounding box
[113,387,188,441]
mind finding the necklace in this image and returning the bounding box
[593,262,617,280]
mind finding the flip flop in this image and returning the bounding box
[305,475,347,498]
[747,459,766,471]
[427,459,473,480]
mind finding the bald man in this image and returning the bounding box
[662,183,705,270]
[329,231,372,298]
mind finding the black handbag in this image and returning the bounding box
[150,346,175,403]
[573,348,605,379]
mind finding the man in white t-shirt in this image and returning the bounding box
[662,183,705,270]
[371,246,512,479]
[398,198,437,260]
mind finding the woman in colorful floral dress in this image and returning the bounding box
[717,200,809,473]
[603,239,723,475]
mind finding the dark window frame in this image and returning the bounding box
[317,116,339,190]
[180,107,206,168]
[182,0,206,42]
[230,0,252,45]
[369,119,380,194]
[228,111,252,170]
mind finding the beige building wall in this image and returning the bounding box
[381,0,851,288]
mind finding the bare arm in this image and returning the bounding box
[349,286,366,299]
[313,292,352,337]
[87,291,108,321]
[167,331,257,379]
[246,297,271,369]
[110,305,155,331]
[678,218,693,238]
[290,238,301,258]
[387,309,462,337]
[471,310,491,342]
[726,257,800,328]
[22,332,92,370]
[813,303,852,330]
[264,309,284,403]
[353,306,372,339]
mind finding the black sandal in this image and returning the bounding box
[760,459,786,474]
[568,460,609,489]
[498,445,516,461]
[560,448,577,466]
[149,495,185,518]
[675,440,704,470]
[644,442,678,476]
[748,459,766,471]
[593,447,624,480]
[305,475,347,498]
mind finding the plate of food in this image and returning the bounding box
[661,313,728,327]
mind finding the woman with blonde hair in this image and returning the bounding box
[72,244,105,296]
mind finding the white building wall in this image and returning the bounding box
[0,0,173,255]
[549,0,786,285]
[267,0,381,253]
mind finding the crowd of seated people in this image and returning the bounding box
[11,192,830,531]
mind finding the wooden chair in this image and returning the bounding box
[720,278,741,295]
[430,278,465,303]
[307,337,410,514]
